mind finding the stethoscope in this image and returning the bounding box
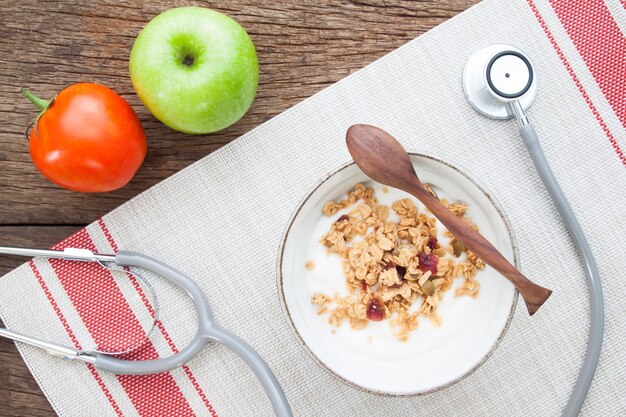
[463,44,604,416]
[0,44,603,417]
[0,247,294,417]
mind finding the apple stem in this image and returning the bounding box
[20,88,51,111]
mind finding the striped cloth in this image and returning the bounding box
[1,0,625,415]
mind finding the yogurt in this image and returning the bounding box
[302,183,477,361]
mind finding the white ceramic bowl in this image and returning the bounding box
[277,154,518,396]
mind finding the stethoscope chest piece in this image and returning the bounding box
[462,44,538,119]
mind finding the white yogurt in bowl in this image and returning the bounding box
[278,154,518,395]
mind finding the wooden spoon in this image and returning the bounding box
[346,124,552,315]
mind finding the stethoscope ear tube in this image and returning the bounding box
[104,251,294,417]
[518,124,604,417]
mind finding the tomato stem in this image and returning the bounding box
[20,88,51,111]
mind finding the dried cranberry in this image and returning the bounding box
[418,252,438,275]
[427,237,438,249]
[361,281,368,292]
[382,261,395,271]
[389,282,403,289]
[395,265,407,278]
[336,214,349,223]
[366,298,384,321]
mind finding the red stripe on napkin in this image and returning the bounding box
[550,0,626,129]
[527,0,626,167]
[48,229,196,417]
[28,260,123,417]
[98,219,219,417]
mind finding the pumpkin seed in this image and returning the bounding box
[452,238,464,257]
[421,280,435,296]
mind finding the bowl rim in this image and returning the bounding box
[276,152,519,396]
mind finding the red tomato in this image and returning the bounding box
[23,83,147,192]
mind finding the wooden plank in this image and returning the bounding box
[0,0,478,225]
[0,341,55,417]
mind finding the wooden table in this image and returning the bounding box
[0,1,478,414]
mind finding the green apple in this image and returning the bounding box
[129,7,259,134]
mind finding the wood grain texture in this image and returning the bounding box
[0,0,478,415]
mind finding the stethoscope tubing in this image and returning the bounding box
[519,124,604,417]
[208,326,293,417]
[0,248,294,417]
[108,251,294,417]
[466,42,604,414]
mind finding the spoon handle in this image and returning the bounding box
[409,183,552,315]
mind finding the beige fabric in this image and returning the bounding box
[1,0,625,415]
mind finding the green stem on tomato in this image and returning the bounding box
[20,88,54,140]
[20,88,51,111]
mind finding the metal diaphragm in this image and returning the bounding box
[462,44,538,119]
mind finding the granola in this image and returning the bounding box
[304,260,316,271]
[312,183,485,341]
